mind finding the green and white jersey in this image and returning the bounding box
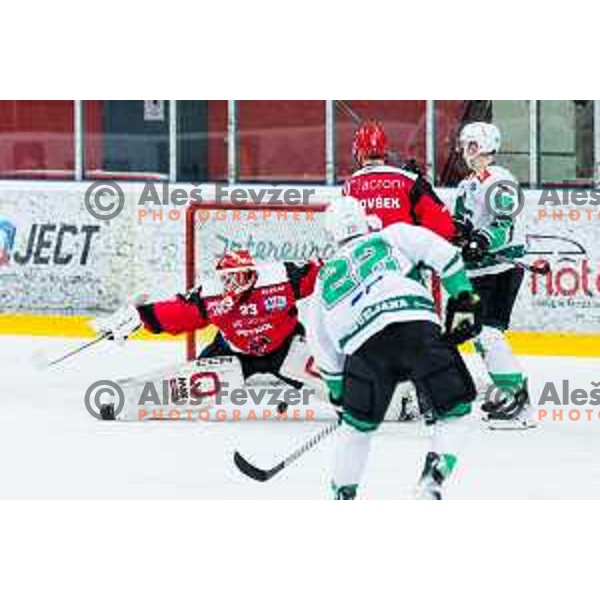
[307,223,472,389]
[455,165,527,277]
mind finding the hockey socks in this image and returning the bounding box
[331,423,373,500]
[416,452,457,500]
[416,409,475,499]
[475,326,523,383]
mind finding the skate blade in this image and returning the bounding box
[414,485,443,500]
[486,419,538,431]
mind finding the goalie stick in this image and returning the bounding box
[234,419,341,482]
[32,332,110,370]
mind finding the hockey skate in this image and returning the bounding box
[482,380,537,430]
[332,483,358,500]
[415,452,455,500]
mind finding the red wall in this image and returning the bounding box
[207,100,227,180]
[237,101,326,182]
[0,100,466,182]
[335,100,427,180]
[0,100,74,178]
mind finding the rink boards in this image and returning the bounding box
[0,181,599,357]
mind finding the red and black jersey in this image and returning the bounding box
[343,164,456,241]
[138,261,320,356]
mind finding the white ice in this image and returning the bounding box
[1,334,600,499]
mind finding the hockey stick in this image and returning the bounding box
[234,419,341,482]
[32,332,110,370]
[33,294,150,371]
[270,372,304,414]
[494,255,550,275]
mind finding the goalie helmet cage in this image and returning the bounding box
[185,201,442,360]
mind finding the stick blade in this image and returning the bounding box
[233,451,280,482]
[31,350,51,371]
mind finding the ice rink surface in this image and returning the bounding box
[2,334,600,499]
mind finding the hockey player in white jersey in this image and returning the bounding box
[454,122,534,429]
[308,197,481,499]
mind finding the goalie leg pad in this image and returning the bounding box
[115,356,244,420]
[278,335,315,385]
[202,330,303,382]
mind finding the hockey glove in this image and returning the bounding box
[444,291,482,345]
[399,158,425,177]
[91,304,142,344]
[461,230,490,263]
[452,218,473,247]
[366,214,383,232]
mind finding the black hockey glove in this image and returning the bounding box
[452,218,473,247]
[444,291,482,346]
[461,230,490,263]
[399,158,425,177]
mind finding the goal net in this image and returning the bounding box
[185,199,442,355]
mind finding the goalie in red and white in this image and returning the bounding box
[91,250,322,418]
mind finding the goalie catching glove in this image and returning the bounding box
[91,304,142,343]
[444,291,482,345]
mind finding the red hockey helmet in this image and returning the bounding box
[216,249,257,295]
[353,121,388,164]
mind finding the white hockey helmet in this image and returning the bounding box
[458,122,501,169]
[325,196,369,245]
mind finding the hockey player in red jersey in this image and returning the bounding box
[92,250,321,387]
[343,121,456,241]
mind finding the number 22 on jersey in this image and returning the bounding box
[321,236,405,308]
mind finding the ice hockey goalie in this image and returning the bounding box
[92,250,322,399]
[139,249,320,381]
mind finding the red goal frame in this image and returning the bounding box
[185,200,443,360]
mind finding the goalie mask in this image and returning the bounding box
[216,250,258,296]
[325,196,369,246]
[458,122,501,170]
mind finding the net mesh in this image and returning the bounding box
[185,202,441,358]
